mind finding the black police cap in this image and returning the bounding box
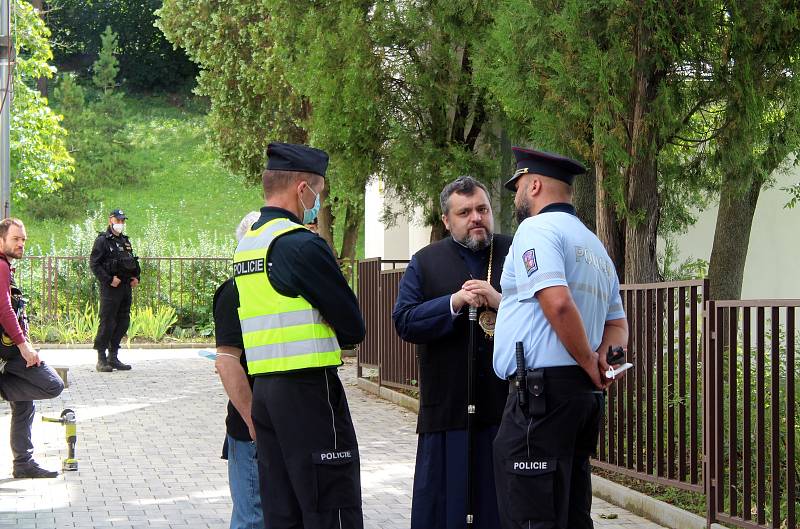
[109,208,127,219]
[504,147,586,191]
[266,142,329,178]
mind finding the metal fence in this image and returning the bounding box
[15,255,360,330]
[16,256,232,327]
[356,258,800,529]
[594,279,707,493]
[356,258,413,390]
[705,300,797,529]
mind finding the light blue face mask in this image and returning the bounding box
[300,184,321,225]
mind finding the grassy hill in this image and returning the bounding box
[17,95,264,256]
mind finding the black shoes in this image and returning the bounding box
[96,351,113,372]
[13,461,58,479]
[96,350,132,371]
[107,352,132,371]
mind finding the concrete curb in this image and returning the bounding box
[356,377,419,414]
[356,375,723,529]
[591,475,724,529]
[40,342,215,349]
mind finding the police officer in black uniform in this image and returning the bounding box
[90,209,140,372]
[492,148,629,529]
[233,143,365,529]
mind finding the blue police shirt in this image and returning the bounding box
[493,203,625,378]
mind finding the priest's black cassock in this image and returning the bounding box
[393,235,511,529]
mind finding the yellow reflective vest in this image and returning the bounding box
[233,218,341,374]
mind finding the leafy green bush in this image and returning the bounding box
[28,321,60,344]
[132,306,178,341]
[71,305,100,343]
[28,304,100,344]
[125,316,141,347]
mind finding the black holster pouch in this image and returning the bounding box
[527,370,546,417]
[0,286,26,360]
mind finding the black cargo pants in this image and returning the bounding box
[93,282,132,353]
[493,366,604,529]
[251,367,363,529]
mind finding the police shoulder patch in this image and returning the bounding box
[522,248,538,276]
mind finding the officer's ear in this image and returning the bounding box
[529,175,543,197]
[294,179,306,196]
[295,175,319,196]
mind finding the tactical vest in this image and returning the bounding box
[233,218,341,374]
[102,232,140,279]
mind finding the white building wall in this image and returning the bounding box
[364,179,429,261]
[364,180,385,260]
[663,164,800,299]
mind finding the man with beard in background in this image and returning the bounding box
[0,218,64,479]
[393,176,511,529]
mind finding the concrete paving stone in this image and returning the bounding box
[1,350,667,529]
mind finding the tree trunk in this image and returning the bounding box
[429,219,448,242]
[707,175,761,300]
[623,20,660,284]
[318,186,336,256]
[496,128,516,235]
[339,200,363,262]
[574,167,596,233]
[595,160,625,281]
[624,154,659,284]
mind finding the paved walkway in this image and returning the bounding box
[0,349,664,529]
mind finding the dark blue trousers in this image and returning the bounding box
[411,426,501,529]
[0,356,64,466]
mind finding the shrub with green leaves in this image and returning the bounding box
[71,305,100,343]
[131,306,178,342]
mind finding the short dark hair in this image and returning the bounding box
[0,217,24,239]
[439,176,490,215]
[262,169,322,198]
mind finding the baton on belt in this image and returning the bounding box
[515,341,527,409]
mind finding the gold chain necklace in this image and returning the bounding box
[478,239,496,339]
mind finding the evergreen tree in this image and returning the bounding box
[476,0,800,287]
[92,26,119,94]
[47,0,197,91]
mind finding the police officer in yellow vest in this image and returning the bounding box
[234,142,366,529]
